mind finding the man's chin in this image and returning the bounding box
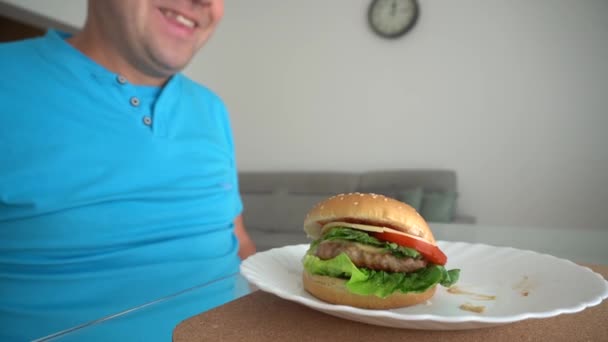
[146,54,193,79]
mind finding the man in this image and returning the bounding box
[0,0,256,340]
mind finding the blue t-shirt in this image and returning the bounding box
[0,30,243,341]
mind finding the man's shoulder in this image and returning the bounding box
[0,36,44,57]
[178,74,225,105]
[0,36,45,72]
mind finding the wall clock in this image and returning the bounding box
[368,0,419,39]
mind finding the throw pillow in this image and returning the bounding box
[420,191,458,222]
[396,187,424,211]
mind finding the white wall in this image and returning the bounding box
[1,0,85,27]
[4,0,608,230]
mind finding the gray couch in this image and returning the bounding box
[239,169,475,251]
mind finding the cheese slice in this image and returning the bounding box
[321,221,436,246]
[321,221,383,234]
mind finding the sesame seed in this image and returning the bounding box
[354,202,359,205]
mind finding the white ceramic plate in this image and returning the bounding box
[240,242,608,330]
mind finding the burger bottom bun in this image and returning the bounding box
[302,272,436,310]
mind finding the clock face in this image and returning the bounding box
[368,0,419,39]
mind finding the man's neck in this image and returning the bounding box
[67,29,168,86]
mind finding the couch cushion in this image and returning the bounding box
[239,171,359,194]
[357,169,458,194]
[240,193,281,231]
[396,187,424,211]
[241,192,330,233]
[239,169,474,251]
[419,191,458,222]
[247,230,311,252]
[272,193,329,233]
[239,172,359,233]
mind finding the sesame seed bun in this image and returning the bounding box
[302,272,436,309]
[303,192,435,243]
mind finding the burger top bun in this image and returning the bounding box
[303,192,435,243]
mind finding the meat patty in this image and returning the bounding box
[315,240,427,273]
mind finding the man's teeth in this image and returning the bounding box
[175,14,195,28]
[162,9,196,28]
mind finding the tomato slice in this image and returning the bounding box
[372,231,447,265]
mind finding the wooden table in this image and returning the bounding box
[174,265,608,342]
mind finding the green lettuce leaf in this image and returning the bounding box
[441,268,460,287]
[303,253,460,298]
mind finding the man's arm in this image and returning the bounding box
[234,215,256,260]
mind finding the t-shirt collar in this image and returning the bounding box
[41,29,174,94]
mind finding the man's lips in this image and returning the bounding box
[159,8,198,29]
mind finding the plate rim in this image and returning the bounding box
[240,241,608,326]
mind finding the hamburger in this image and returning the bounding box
[302,192,460,309]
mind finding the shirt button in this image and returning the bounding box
[130,97,140,107]
[116,75,127,84]
[143,116,153,126]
